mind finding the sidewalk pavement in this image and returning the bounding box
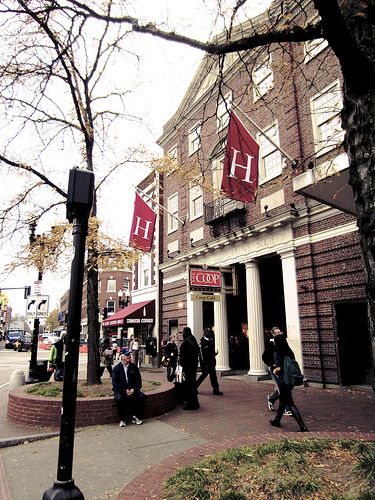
[0,371,374,500]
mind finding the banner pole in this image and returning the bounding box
[232,103,296,164]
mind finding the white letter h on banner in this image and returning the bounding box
[229,148,255,183]
[133,216,151,240]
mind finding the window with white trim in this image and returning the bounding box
[106,279,116,292]
[252,56,273,101]
[106,300,115,316]
[212,157,224,197]
[139,254,151,288]
[167,193,179,233]
[188,123,201,156]
[257,123,282,184]
[304,38,329,62]
[189,178,203,220]
[217,92,232,131]
[310,80,344,156]
[166,145,178,175]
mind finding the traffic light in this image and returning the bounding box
[24,286,31,299]
[103,307,108,319]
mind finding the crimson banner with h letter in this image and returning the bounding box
[129,192,156,252]
[221,111,259,203]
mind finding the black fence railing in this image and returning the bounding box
[204,198,246,224]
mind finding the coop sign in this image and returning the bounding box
[189,268,221,292]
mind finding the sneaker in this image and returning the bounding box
[131,416,143,425]
[213,390,223,395]
[283,409,292,416]
[267,398,274,411]
[119,420,126,427]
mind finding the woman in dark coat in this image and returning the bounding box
[179,326,200,410]
[165,334,178,370]
[269,326,308,432]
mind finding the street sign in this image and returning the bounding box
[189,268,221,292]
[190,292,221,302]
[34,280,42,295]
[26,295,49,318]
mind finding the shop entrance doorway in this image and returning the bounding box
[258,255,286,333]
[335,301,373,385]
[201,256,286,371]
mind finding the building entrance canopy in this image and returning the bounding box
[293,154,357,216]
[102,300,155,328]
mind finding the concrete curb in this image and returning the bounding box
[0,431,60,449]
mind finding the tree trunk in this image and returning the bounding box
[343,85,375,316]
[341,63,375,392]
[86,250,101,384]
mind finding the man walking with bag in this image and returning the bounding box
[196,328,223,395]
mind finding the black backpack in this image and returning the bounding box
[283,355,304,387]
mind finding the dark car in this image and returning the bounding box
[5,330,24,349]
[14,334,32,352]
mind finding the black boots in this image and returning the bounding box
[289,405,309,432]
[269,405,308,432]
[269,418,281,427]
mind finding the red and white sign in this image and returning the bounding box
[34,280,42,295]
[221,111,259,203]
[190,269,221,290]
[129,193,156,253]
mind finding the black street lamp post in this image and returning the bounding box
[117,289,130,309]
[27,221,44,383]
[43,168,94,500]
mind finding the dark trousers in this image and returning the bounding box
[115,390,145,421]
[183,370,199,408]
[196,365,220,392]
[100,365,112,377]
[274,378,306,428]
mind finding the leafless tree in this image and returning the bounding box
[0,1,144,383]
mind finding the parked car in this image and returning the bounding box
[5,330,24,349]
[14,334,32,352]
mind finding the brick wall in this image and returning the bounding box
[7,384,175,428]
[295,228,366,383]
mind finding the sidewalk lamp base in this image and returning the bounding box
[42,480,84,500]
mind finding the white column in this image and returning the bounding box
[187,293,203,342]
[279,249,303,370]
[214,294,231,371]
[245,260,266,377]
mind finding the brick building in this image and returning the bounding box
[155,1,374,386]
[80,269,132,340]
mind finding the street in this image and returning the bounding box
[0,342,88,421]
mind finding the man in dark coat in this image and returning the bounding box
[179,326,200,410]
[112,348,145,427]
[196,328,223,395]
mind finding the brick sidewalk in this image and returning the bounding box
[1,370,373,500]
[117,375,374,499]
